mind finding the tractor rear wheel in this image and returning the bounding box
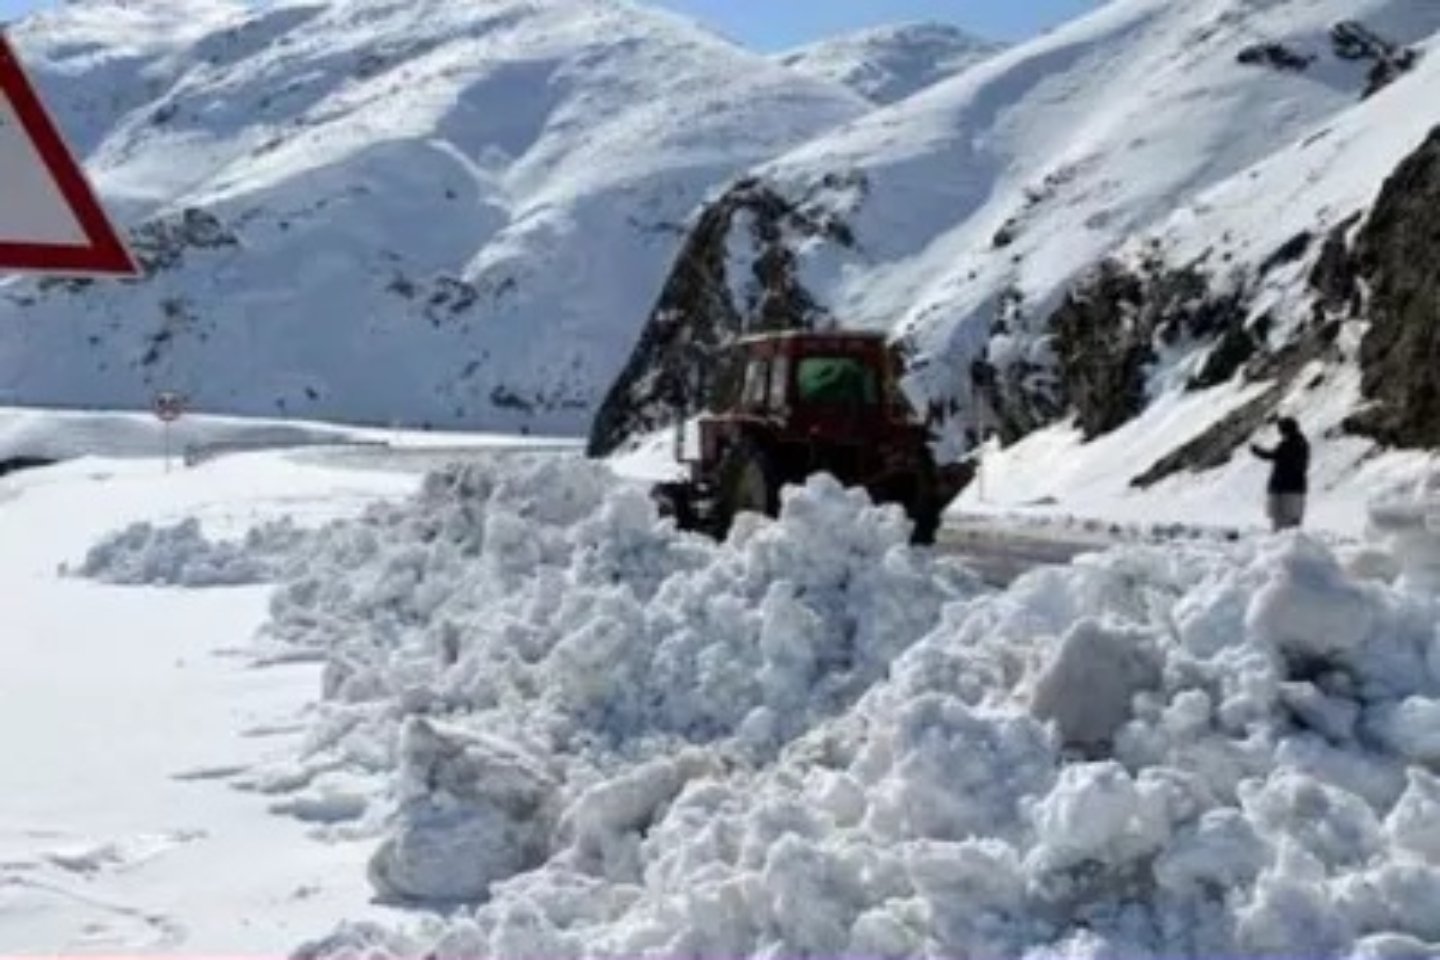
[715,439,780,538]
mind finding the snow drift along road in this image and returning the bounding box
[80,455,1440,959]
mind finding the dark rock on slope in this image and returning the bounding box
[1346,126,1440,448]
[587,175,862,456]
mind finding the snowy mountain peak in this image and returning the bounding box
[0,0,866,431]
[776,20,1002,104]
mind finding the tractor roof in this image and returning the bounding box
[735,329,889,347]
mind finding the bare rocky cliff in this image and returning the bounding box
[587,175,862,456]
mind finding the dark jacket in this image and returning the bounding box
[1252,433,1310,494]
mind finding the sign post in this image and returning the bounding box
[153,391,185,472]
[0,33,138,276]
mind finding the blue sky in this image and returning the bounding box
[1,0,1097,47]
[651,0,1099,48]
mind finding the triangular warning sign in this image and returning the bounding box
[0,32,138,277]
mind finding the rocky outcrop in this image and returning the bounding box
[1124,126,1440,484]
[1331,21,1421,98]
[977,257,1254,444]
[1237,42,1316,74]
[1234,21,1420,95]
[587,175,862,456]
[1345,126,1440,448]
[1130,385,1285,489]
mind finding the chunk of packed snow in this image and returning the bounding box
[76,516,311,586]
[1369,471,1440,594]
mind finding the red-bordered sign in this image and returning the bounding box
[0,33,138,277]
[153,391,185,423]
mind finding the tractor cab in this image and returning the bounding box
[710,331,911,452]
[657,330,976,545]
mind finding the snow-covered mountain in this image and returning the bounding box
[0,0,866,432]
[6,0,1439,515]
[775,21,1002,105]
[594,0,1440,513]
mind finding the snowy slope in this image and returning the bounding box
[598,0,1440,507]
[959,32,1440,535]
[0,448,421,953]
[0,0,866,433]
[775,21,1002,104]
[765,0,1439,396]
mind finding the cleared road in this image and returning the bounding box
[937,521,1111,586]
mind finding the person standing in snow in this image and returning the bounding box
[1250,417,1310,532]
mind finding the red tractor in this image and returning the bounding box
[653,331,975,545]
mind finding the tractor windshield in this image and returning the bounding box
[796,357,879,407]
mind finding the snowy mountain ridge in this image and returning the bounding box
[0,0,866,432]
[775,20,1003,105]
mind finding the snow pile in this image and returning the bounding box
[77,517,312,587]
[254,456,980,901]
[245,460,1440,959]
[1368,471,1440,594]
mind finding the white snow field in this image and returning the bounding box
[49,437,1440,960]
[0,447,434,953]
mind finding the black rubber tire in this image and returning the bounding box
[652,482,699,533]
[715,438,781,538]
[907,453,944,547]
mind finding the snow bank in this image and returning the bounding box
[76,517,311,587]
[0,407,364,464]
[1369,471,1440,594]
[71,451,1440,956]
[256,455,980,903]
[254,460,1440,959]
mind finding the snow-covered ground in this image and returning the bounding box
[10,413,1434,959]
[958,407,1440,543]
[0,450,427,953]
[0,406,579,463]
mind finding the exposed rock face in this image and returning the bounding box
[1130,386,1285,490]
[1234,22,1420,95]
[1331,20,1421,97]
[1049,262,1154,441]
[587,176,862,456]
[1346,126,1440,449]
[1237,42,1316,74]
[980,258,1252,444]
[1126,128,1440,482]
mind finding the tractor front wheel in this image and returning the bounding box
[907,455,944,547]
[715,439,780,538]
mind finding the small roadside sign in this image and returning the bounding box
[153,391,185,423]
[153,391,185,471]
